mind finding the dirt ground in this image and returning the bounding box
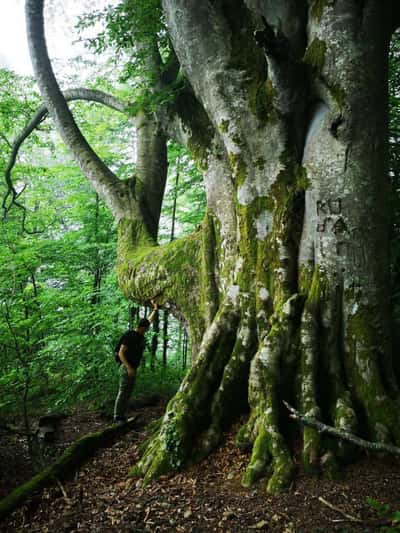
[1,401,400,532]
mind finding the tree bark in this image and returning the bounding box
[26,0,400,494]
[131,0,400,492]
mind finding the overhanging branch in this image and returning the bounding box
[25,0,137,220]
[3,88,131,220]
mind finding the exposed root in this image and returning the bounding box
[195,318,257,459]
[299,305,321,473]
[132,304,239,483]
[295,275,400,478]
[320,294,358,461]
[240,295,300,493]
[296,271,360,475]
[133,277,400,494]
[346,304,400,446]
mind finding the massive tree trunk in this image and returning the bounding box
[26,0,400,493]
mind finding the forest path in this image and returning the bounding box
[2,402,400,532]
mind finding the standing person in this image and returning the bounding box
[113,301,158,423]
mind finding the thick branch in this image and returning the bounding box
[158,85,214,165]
[3,88,131,218]
[117,218,205,352]
[25,0,136,220]
[284,402,400,456]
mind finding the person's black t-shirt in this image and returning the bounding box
[116,330,145,369]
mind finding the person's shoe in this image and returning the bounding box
[113,415,127,424]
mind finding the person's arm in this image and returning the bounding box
[148,300,159,324]
[118,344,135,379]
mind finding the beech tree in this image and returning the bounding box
[21,0,400,493]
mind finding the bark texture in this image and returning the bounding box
[26,0,400,494]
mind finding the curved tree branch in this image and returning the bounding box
[3,88,132,219]
[25,0,137,221]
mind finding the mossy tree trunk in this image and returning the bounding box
[26,0,400,493]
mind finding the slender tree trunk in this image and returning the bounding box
[4,302,33,459]
[151,312,159,371]
[162,309,168,367]
[129,304,139,329]
[182,329,188,370]
[91,194,102,307]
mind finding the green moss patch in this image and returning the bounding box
[303,38,327,75]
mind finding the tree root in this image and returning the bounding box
[240,295,300,493]
[132,304,239,483]
[299,305,321,473]
[132,283,400,495]
[195,318,257,459]
[0,416,138,521]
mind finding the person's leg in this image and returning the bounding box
[113,366,135,421]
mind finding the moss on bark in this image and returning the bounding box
[303,38,327,74]
[0,417,138,521]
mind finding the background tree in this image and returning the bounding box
[22,0,400,494]
[0,63,198,419]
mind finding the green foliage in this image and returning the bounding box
[0,65,200,418]
[366,498,400,532]
[76,0,179,114]
[0,64,138,413]
[158,142,206,243]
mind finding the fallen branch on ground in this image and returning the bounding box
[0,416,138,521]
[318,496,362,523]
[55,478,72,505]
[283,401,400,456]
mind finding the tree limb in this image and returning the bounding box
[284,401,400,456]
[0,416,138,521]
[25,0,137,221]
[3,88,131,221]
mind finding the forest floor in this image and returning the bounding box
[1,400,400,532]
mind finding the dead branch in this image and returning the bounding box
[283,401,400,456]
[55,478,72,504]
[318,496,362,523]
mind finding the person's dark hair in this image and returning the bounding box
[138,318,150,329]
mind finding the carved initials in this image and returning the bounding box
[329,198,342,214]
[317,198,342,216]
[317,200,328,216]
[333,217,347,235]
